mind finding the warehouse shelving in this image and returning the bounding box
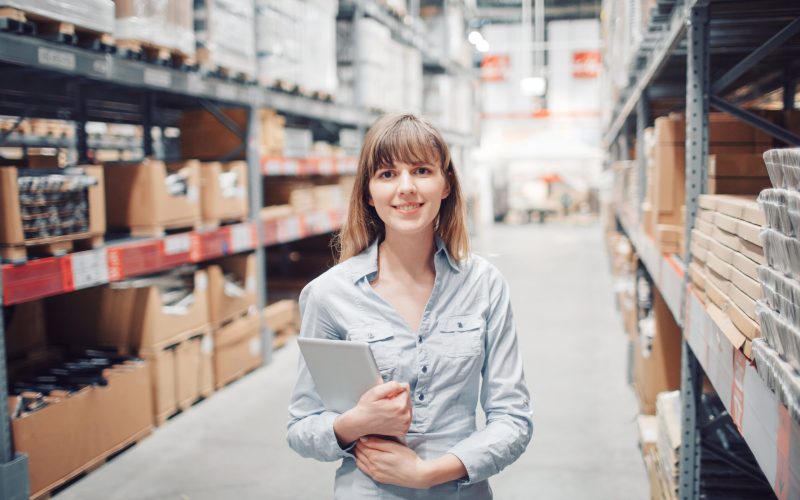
[605,0,800,498]
[261,156,357,176]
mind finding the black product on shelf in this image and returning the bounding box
[696,393,775,499]
[16,168,97,240]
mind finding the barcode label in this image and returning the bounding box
[144,68,171,87]
[230,224,254,252]
[164,234,192,255]
[38,48,76,71]
[217,83,237,101]
[70,248,109,290]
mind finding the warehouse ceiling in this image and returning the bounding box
[474,0,600,24]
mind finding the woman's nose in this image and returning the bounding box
[397,171,417,194]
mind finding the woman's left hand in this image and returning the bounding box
[354,437,431,489]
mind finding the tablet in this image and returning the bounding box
[298,337,383,413]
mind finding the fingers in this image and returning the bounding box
[367,381,409,401]
[359,436,400,452]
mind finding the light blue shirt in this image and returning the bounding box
[287,237,533,499]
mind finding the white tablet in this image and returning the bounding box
[297,337,383,413]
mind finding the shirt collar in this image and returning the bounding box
[349,235,461,283]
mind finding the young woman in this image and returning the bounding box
[287,113,532,499]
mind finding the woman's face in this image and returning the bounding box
[368,160,450,237]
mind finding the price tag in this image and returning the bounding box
[144,68,171,88]
[278,217,301,242]
[92,58,109,77]
[70,248,109,290]
[230,224,254,252]
[164,234,192,255]
[266,159,281,175]
[284,160,299,175]
[38,47,76,71]
[319,159,334,175]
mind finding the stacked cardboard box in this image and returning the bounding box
[179,108,285,160]
[199,161,249,227]
[115,0,196,57]
[692,194,765,356]
[104,159,201,236]
[655,391,680,500]
[45,267,214,424]
[646,113,772,257]
[194,0,257,79]
[264,299,300,349]
[263,178,347,213]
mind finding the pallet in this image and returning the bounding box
[267,79,301,95]
[0,232,103,264]
[214,364,259,391]
[213,307,255,330]
[200,216,248,231]
[0,7,114,52]
[31,426,152,500]
[311,90,334,103]
[116,39,196,70]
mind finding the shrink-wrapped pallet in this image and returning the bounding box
[195,0,256,79]
[0,0,114,33]
[115,0,195,56]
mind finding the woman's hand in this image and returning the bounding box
[334,382,412,447]
[354,437,431,489]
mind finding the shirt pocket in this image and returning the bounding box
[438,314,484,358]
[347,326,399,380]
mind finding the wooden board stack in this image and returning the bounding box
[690,194,766,356]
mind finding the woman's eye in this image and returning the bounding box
[379,171,394,179]
[416,167,431,175]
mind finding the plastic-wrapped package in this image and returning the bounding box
[758,189,793,236]
[195,0,257,78]
[757,300,800,370]
[299,0,337,94]
[115,0,195,56]
[0,0,114,33]
[256,0,302,87]
[758,265,800,328]
[752,338,800,422]
[761,227,800,279]
[763,149,800,190]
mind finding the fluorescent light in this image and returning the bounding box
[468,31,483,45]
[520,76,546,96]
[476,39,490,52]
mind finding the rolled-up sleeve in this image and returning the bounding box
[447,273,533,484]
[286,283,354,462]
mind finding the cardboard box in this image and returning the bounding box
[199,334,215,397]
[697,218,715,235]
[263,299,300,332]
[691,229,712,249]
[637,414,659,456]
[213,310,262,388]
[689,261,707,291]
[732,251,759,281]
[11,361,152,498]
[727,297,760,340]
[206,253,258,324]
[200,161,249,226]
[736,219,763,247]
[698,209,714,223]
[729,282,757,321]
[0,165,106,247]
[715,195,765,225]
[739,239,765,265]
[708,154,768,178]
[712,226,740,252]
[708,303,747,351]
[104,159,200,235]
[180,108,285,160]
[654,112,773,145]
[633,289,682,415]
[652,143,685,223]
[731,265,762,301]
[45,269,210,350]
[706,252,733,280]
[142,347,177,424]
[708,176,772,196]
[698,195,717,211]
[690,241,707,264]
[175,338,202,410]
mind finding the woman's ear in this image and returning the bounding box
[442,169,452,199]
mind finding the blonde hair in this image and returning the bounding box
[334,113,470,263]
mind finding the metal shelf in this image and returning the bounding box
[2,209,346,306]
[616,208,799,499]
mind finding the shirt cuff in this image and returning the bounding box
[447,448,481,486]
[323,411,357,459]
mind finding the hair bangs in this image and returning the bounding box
[370,118,445,174]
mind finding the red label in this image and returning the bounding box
[481,55,510,82]
[572,51,600,79]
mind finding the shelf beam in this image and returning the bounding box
[710,95,800,146]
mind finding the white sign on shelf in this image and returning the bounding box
[278,217,301,242]
[38,47,76,71]
[164,234,192,255]
[319,159,334,175]
[144,68,171,88]
[70,248,110,290]
[216,83,237,101]
[284,160,299,176]
[230,224,254,252]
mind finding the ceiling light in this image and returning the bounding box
[468,31,483,45]
[476,39,490,53]
[520,76,546,96]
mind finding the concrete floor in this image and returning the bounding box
[56,222,649,500]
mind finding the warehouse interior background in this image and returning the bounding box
[0,0,799,499]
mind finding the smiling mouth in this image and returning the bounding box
[392,203,424,212]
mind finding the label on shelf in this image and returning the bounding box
[187,73,206,94]
[319,159,335,175]
[277,216,301,242]
[230,224,254,252]
[92,59,109,77]
[284,160,299,176]
[217,83,237,101]
[144,68,171,88]
[69,248,109,290]
[266,159,281,174]
[164,234,192,256]
[38,47,76,71]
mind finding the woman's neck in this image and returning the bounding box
[378,229,436,279]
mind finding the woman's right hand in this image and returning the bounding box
[334,382,412,447]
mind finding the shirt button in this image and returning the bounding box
[418,335,422,343]
[421,366,428,373]
[457,321,463,328]
[418,393,425,401]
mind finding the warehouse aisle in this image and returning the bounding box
[57,222,647,500]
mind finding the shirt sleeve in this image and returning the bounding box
[286,283,356,462]
[447,271,533,484]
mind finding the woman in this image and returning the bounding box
[287,113,532,499]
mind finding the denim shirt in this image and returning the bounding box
[287,237,533,499]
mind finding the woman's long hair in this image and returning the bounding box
[334,113,470,263]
